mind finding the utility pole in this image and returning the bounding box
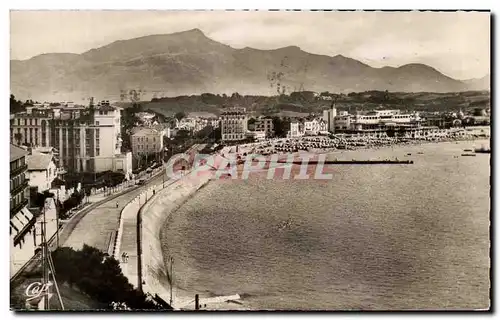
[169,256,174,307]
[32,203,64,310]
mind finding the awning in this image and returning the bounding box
[10,207,34,230]
[21,207,34,221]
[10,213,26,232]
[11,207,37,244]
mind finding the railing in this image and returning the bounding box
[10,164,27,178]
[10,180,29,197]
[10,198,28,218]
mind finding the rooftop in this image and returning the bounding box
[131,127,165,136]
[10,145,28,162]
[26,153,54,171]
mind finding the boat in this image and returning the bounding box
[474,146,491,154]
[461,153,476,157]
[417,152,424,155]
[464,149,473,152]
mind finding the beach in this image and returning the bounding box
[155,137,490,310]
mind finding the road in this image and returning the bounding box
[61,144,206,252]
[61,171,168,252]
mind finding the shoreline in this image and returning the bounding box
[138,158,241,310]
[143,138,490,311]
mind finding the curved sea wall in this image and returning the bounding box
[138,156,227,309]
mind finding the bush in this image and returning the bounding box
[52,245,169,310]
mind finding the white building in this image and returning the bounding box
[11,100,130,174]
[322,104,337,132]
[26,153,57,192]
[90,103,124,173]
[288,122,305,138]
[135,112,156,126]
[318,119,328,133]
[304,119,327,135]
[131,126,167,164]
[335,114,352,131]
[247,131,266,141]
[177,118,197,131]
[350,110,421,131]
[220,109,248,142]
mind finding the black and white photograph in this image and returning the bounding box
[8,9,491,311]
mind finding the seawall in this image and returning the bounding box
[116,152,228,309]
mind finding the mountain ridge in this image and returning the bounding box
[10,28,490,101]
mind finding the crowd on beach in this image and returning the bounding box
[230,127,490,155]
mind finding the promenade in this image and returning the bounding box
[61,171,167,252]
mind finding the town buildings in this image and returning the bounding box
[254,117,274,138]
[220,109,248,142]
[26,152,57,192]
[135,112,157,126]
[173,117,219,133]
[131,126,167,167]
[330,109,422,134]
[10,145,35,255]
[304,118,328,135]
[10,145,58,277]
[322,104,337,132]
[246,131,266,141]
[10,100,132,177]
[288,121,305,138]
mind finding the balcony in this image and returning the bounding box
[10,179,29,197]
[10,164,27,178]
[10,198,28,218]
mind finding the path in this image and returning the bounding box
[61,172,167,252]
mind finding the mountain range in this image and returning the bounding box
[10,28,490,102]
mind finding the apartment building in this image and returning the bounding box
[220,109,248,142]
[131,126,166,162]
[254,117,274,138]
[10,145,34,250]
[10,101,131,176]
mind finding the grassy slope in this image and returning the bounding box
[119,91,490,118]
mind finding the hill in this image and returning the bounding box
[11,28,489,102]
[132,90,490,118]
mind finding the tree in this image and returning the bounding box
[272,117,291,138]
[51,245,169,310]
[10,94,25,114]
[14,133,22,146]
[174,112,186,121]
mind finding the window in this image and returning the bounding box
[17,119,20,126]
[35,119,38,126]
[96,121,99,126]
[96,148,100,156]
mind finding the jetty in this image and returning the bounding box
[277,159,414,165]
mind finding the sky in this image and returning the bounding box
[10,10,490,80]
